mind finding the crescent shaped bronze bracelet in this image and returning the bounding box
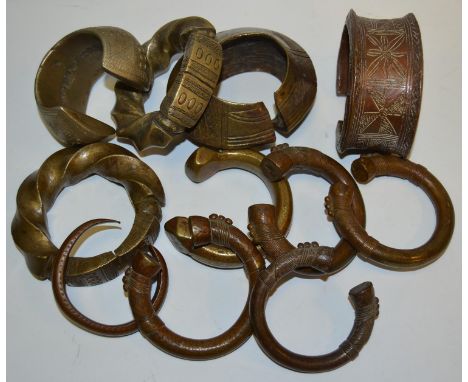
[125,214,265,360]
[164,146,292,269]
[325,155,454,270]
[52,219,168,336]
[249,250,379,373]
[35,27,151,146]
[248,144,365,278]
[11,143,165,286]
[167,27,317,150]
[112,17,222,154]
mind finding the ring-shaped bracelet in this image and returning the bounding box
[336,10,423,158]
[247,144,365,278]
[167,27,317,150]
[112,17,222,154]
[164,146,292,269]
[11,143,165,286]
[250,253,379,372]
[125,214,265,360]
[325,155,454,270]
[52,219,168,336]
[35,27,151,146]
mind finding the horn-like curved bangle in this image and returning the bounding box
[325,155,454,270]
[125,215,265,359]
[164,147,292,269]
[52,219,168,336]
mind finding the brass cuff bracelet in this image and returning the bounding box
[325,155,454,270]
[164,147,292,269]
[125,215,265,360]
[52,219,168,336]
[35,27,151,147]
[250,253,379,373]
[11,143,165,286]
[113,17,222,154]
[336,10,423,158]
[248,144,365,278]
[168,27,317,150]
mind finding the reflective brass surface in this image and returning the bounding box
[248,144,365,278]
[125,215,265,359]
[336,10,423,157]
[113,17,222,154]
[250,268,379,372]
[11,143,165,286]
[168,28,317,149]
[164,147,292,268]
[326,155,455,270]
[52,219,168,336]
[35,27,151,147]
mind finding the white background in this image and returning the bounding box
[6,0,461,381]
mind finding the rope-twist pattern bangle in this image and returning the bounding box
[11,142,165,286]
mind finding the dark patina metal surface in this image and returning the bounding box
[35,27,151,146]
[325,155,454,270]
[11,143,165,286]
[125,215,265,359]
[168,27,317,149]
[52,219,168,336]
[113,17,222,154]
[336,10,423,157]
[250,253,379,372]
[164,146,292,269]
[248,144,365,278]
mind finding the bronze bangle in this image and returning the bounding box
[52,219,168,337]
[11,143,165,286]
[35,27,151,147]
[325,155,455,270]
[336,10,423,158]
[168,27,317,150]
[125,215,265,360]
[249,251,379,373]
[248,144,365,277]
[112,17,222,154]
[164,147,292,269]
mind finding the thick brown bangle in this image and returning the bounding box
[52,219,168,337]
[164,147,292,269]
[35,27,151,147]
[336,10,423,158]
[112,17,222,154]
[325,155,455,270]
[11,143,164,286]
[249,251,379,373]
[168,27,317,150]
[248,144,365,277]
[125,215,265,360]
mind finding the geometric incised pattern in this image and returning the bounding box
[336,10,423,158]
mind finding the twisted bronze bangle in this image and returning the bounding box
[167,27,317,150]
[248,144,365,277]
[112,17,222,154]
[336,10,423,158]
[11,143,165,286]
[52,219,168,336]
[35,27,151,146]
[250,251,379,373]
[325,155,454,270]
[164,146,292,269]
[125,214,265,359]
